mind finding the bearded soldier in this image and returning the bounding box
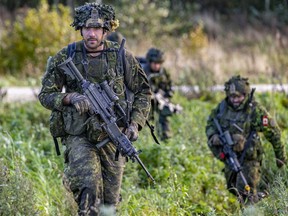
[38,2,151,215]
[206,75,286,205]
[142,48,180,141]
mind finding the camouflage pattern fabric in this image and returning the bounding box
[38,40,151,214]
[143,64,172,94]
[142,63,173,140]
[62,135,126,215]
[71,3,119,31]
[206,98,287,204]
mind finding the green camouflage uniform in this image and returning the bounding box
[206,76,286,204]
[38,3,151,215]
[143,48,173,140]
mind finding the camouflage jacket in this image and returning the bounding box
[206,98,286,163]
[39,40,151,135]
[142,63,173,97]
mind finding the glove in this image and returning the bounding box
[63,93,92,115]
[232,134,246,152]
[125,121,139,142]
[276,158,286,168]
[209,134,221,146]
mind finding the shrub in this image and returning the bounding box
[0,0,80,77]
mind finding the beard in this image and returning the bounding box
[84,38,103,51]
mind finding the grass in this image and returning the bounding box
[0,91,287,215]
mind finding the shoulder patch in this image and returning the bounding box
[262,115,268,126]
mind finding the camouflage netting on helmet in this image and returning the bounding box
[146,48,165,63]
[224,75,250,96]
[71,3,119,31]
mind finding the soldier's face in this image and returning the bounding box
[150,62,162,72]
[228,94,245,108]
[82,27,107,51]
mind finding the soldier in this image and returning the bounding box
[142,48,180,141]
[206,75,287,205]
[106,31,124,45]
[38,2,151,215]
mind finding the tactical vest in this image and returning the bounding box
[66,40,132,114]
[50,40,132,154]
[216,100,263,162]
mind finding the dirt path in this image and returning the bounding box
[1,87,40,103]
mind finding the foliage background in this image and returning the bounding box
[1,0,288,86]
[0,0,288,215]
[0,92,287,215]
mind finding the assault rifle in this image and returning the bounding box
[213,118,250,194]
[154,89,183,115]
[59,57,155,183]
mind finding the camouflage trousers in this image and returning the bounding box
[158,114,171,140]
[224,160,261,205]
[149,99,172,141]
[62,135,126,216]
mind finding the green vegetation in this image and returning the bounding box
[1,1,288,87]
[0,1,287,214]
[0,92,287,215]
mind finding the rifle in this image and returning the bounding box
[154,89,183,115]
[213,118,250,194]
[59,57,155,183]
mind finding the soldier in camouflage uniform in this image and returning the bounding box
[38,3,151,215]
[206,75,286,205]
[107,32,125,45]
[142,48,174,140]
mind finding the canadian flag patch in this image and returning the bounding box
[262,115,269,126]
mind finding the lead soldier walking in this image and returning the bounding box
[206,75,286,205]
[38,2,151,215]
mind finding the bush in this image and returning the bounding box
[0,0,80,77]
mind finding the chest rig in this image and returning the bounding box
[67,40,133,124]
[67,41,124,88]
[216,100,256,137]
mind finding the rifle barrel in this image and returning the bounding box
[135,155,155,183]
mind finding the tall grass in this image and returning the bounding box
[0,92,287,215]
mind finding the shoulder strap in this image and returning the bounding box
[239,102,257,164]
[118,39,133,125]
[67,42,76,59]
[216,100,226,119]
[118,38,127,76]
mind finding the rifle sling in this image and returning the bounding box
[53,137,61,156]
[239,131,256,165]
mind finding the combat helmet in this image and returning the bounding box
[224,75,250,96]
[71,3,119,31]
[146,48,165,63]
[107,32,124,44]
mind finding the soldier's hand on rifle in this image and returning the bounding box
[63,92,93,115]
[232,134,245,152]
[125,121,139,142]
[209,134,221,146]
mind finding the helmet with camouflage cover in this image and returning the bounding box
[107,32,124,44]
[224,75,250,96]
[146,48,165,63]
[71,3,119,32]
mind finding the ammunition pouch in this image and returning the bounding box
[49,106,88,138]
[49,110,66,138]
[86,115,105,143]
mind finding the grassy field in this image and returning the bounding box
[0,91,287,215]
